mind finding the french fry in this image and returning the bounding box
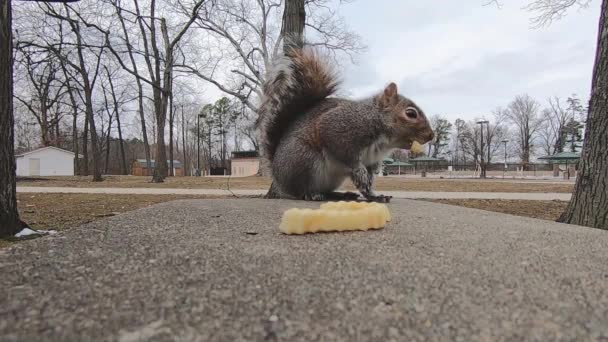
[280,201,391,235]
[410,141,424,154]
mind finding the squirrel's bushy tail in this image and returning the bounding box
[256,46,339,162]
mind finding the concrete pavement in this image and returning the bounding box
[1,198,606,341]
[17,186,572,200]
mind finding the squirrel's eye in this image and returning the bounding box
[405,107,419,119]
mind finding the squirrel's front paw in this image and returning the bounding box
[365,194,392,203]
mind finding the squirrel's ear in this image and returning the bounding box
[384,83,398,98]
[377,82,399,109]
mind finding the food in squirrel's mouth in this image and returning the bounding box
[410,141,424,154]
[279,201,391,235]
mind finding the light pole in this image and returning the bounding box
[476,120,489,178]
[502,139,509,179]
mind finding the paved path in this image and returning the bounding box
[17,186,572,201]
[1,199,606,341]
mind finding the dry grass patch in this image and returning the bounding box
[18,175,574,193]
[423,199,568,221]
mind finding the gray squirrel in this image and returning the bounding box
[256,46,434,202]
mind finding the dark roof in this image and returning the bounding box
[232,150,259,158]
[135,159,182,168]
[538,151,580,161]
[410,156,442,162]
[385,161,414,167]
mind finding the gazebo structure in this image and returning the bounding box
[385,161,414,175]
[538,151,580,180]
[410,156,442,177]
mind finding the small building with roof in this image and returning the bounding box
[538,151,580,179]
[231,150,260,177]
[16,146,79,177]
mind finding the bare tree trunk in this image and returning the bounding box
[63,67,79,175]
[72,107,79,174]
[60,12,103,182]
[0,0,28,237]
[169,89,174,176]
[115,3,152,170]
[115,108,127,175]
[282,0,306,52]
[82,114,89,176]
[150,3,167,183]
[104,118,112,174]
[559,0,608,229]
[54,110,60,145]
[181,104,187,175]
[106,68,127,175]
[85,87,101,181]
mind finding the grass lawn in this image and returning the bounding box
[1,193,569,249]
[17,175,575,193]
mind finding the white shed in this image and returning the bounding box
[16,146,77,176]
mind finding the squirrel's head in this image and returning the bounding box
[374,82,434,150]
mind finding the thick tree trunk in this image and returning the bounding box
[86,91,102,181]
[0,0,27,237]
[169,91,174,176]
[282,0,306,52]
[151,90,168,182]
[559,0,608,229]
[152,113,167,182]
[138,91,152,170]
[150,13,168,183]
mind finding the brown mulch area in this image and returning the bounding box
[423,199,569,221]
[17,175,574,193]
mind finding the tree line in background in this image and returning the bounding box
[419,93,587,168]
[11,0,363,181]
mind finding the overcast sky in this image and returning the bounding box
[337,0,601,123]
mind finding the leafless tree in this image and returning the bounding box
[13,48,67,147]
[20,3,108,181]
[504,94,541,169]
[537,96,575,155]
[104,66,128,175]
[524,0,594,27]
[176,0,363,114]
[80,0,205,182]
